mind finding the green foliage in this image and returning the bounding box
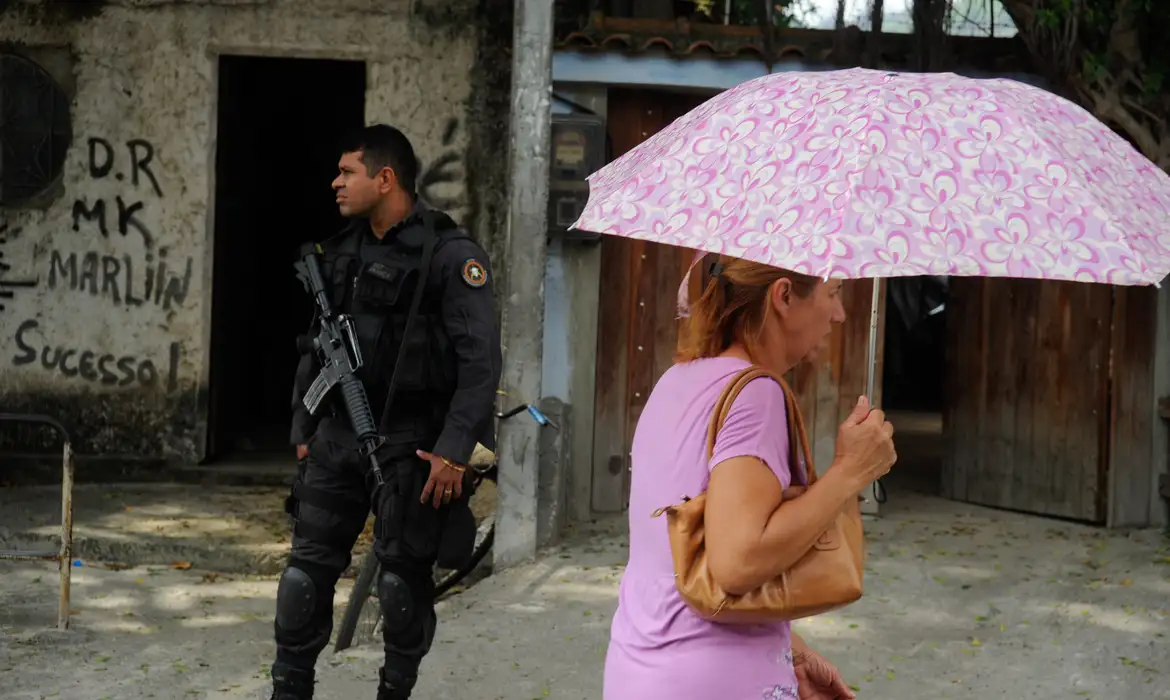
[694,0,816,28]
[1001,0,1170,164]
[1023,0,1169,105]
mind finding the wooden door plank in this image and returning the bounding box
[624,238,659,504]
[940,277,963,501]
[1005,280,1039,513]
[1029,280,1062,519]
[592,235,635,513]
[945,278,1112,523]
[973,279,993,504]
[1072,283,1112,522]
[591,88,647,513]
[650,244,685,384]
[1041,282,1077,518]
[941,276,981,502]
[1108,285,1158,527]
[978,280,1015,508]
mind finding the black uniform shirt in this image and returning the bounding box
[291,206,502,466]
[395,213,502,464]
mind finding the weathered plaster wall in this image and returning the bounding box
[0,0,511,461]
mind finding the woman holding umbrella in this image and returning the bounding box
[578,66,1170,698]
[601,254,896,700]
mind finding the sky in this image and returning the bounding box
[790,0,1019,37]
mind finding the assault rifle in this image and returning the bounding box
[293,242,386,486]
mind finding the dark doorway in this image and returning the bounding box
[880,275,949,495]
[206,55,366,463]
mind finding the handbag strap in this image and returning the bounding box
[781,377,817,486]
[705,366,816,485]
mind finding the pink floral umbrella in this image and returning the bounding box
[570,68,1170,288]
[569,67,1170,415]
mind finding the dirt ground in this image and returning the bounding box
[1,486,1168,699]
[0,483,316,576]
[0,479,498,580]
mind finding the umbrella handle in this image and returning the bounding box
[863,278,889,508]
[865,279,882,404]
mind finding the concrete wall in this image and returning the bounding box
[0,0,512,461]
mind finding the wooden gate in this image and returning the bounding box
[590,89,884,513]
[591,88,709,513]
[942,278,1114,522]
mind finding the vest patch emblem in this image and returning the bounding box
[366,261,396,282]
[461,258,487,288]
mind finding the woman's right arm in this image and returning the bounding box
[705,395,894,596]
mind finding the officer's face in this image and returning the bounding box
[332,150,385,218]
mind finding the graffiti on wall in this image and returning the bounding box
[0,221,39,314]
[47,247,192,311]
[417,118,467,212]
[72,137,163,243]
[4,135,186,392]
[12,319,181,392]
[51,137,193,311]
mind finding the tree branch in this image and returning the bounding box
[993,0,1170,171]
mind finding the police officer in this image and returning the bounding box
[270,124,502,700]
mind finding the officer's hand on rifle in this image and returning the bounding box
[416,449,466,509]
[296,444,308,462]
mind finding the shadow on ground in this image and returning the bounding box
[0,561,296,699]
[0,483,376,576]
[2,489,1168,699]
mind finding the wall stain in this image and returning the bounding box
[466,0,513,323]
[0,382,201,457]
[417,117,467,212]
[0,0,107,22]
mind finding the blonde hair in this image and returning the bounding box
[676,255,818,363]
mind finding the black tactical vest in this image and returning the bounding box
[317,211,469,436]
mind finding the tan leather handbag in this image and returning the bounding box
[651,366,866,624]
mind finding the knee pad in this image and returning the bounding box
[377,571,415,635]
[276,566,318,632]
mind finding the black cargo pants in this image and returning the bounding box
[272,430,456,694]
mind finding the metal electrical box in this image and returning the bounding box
[547,112,606,242]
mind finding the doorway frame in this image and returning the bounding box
[195,46,373,463]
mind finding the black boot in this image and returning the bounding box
[377,667,416,700]
[271,664,315,700]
